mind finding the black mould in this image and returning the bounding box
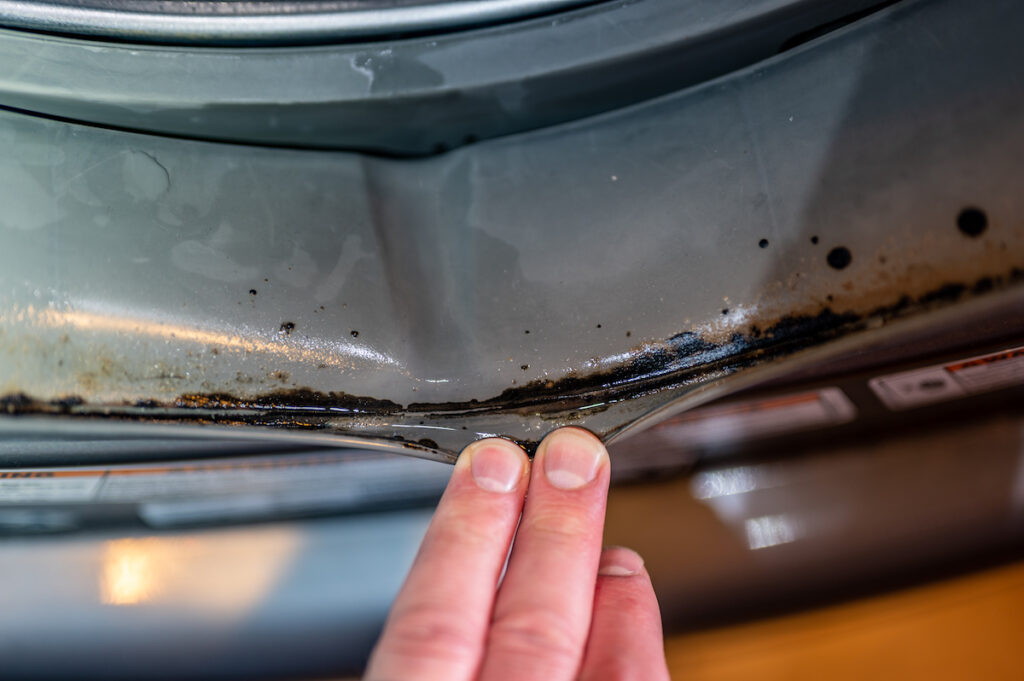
[973,277,995,294]
[249,289,257,296]
[407,307,858,415]
[810,236,819,245]
[759,239,769,248]
[52,395,85,409]
[957,207,988,237]
[350,330,359,338]
[2,271,1017,445]
[279,322,295,334]
[521,364,529,371]
[0,393,32,413]
[917,283,966,306]
[177,388,402,415]
[827,246,852,270]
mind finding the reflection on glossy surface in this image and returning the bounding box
[745,514,801,551]
[692,466,762,499]
[5,303,401,372]
[2,512,430,679]
[98,529,300,613]
[101,538,161,605]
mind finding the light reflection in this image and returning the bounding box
[5,303,401,370]
[692,466,760,499]
[745,514,801,550]
[100,538,165,606]
[391,423,456,431]
[99,529,300,612]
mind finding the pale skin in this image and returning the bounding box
[364,426,672,681]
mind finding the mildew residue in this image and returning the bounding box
[1,268,1021,453]
[957,207,988,237]
[827,246,852,270]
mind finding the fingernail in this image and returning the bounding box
[469,440,525,493]
[598,546,645,577]
[542,428,606,490]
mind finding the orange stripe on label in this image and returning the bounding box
[946,347,1024,372]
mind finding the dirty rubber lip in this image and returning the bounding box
[2,277,1022,464]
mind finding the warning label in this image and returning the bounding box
[651,387,857,448]
[0,452,451,525]
[869,344,1024,411]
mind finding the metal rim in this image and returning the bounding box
[0,0,598,45]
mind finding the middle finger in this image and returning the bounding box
[478,427,611,681]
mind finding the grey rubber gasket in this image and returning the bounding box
[0,0,894,154]
[2,0,1022,460]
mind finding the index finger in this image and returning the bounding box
[364,437,529,681]
[478,427,611,681]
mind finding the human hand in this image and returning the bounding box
[364,427,671,681]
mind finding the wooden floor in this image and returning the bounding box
[664,559,1024,681]
[339,560,1024,680]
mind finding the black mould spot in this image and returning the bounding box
[957,207,988,237]
[521,364,529,371]
[54,395,84,410]
[918,283,966,305]
[524,330,530,334]
[721,308,729,315]
[826,294,835,302]
[263,278,269,282]
[418,438,439,449]
[319,305,325,311]
[973,277,995,294]
[350,330,359,338]
[596,324,602,329]
[249,289,257,296]
[626,331,632,338]
[810,235,819,245]
[759,239,769,249]
[826,246,852,270]
[279,322,295,334]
